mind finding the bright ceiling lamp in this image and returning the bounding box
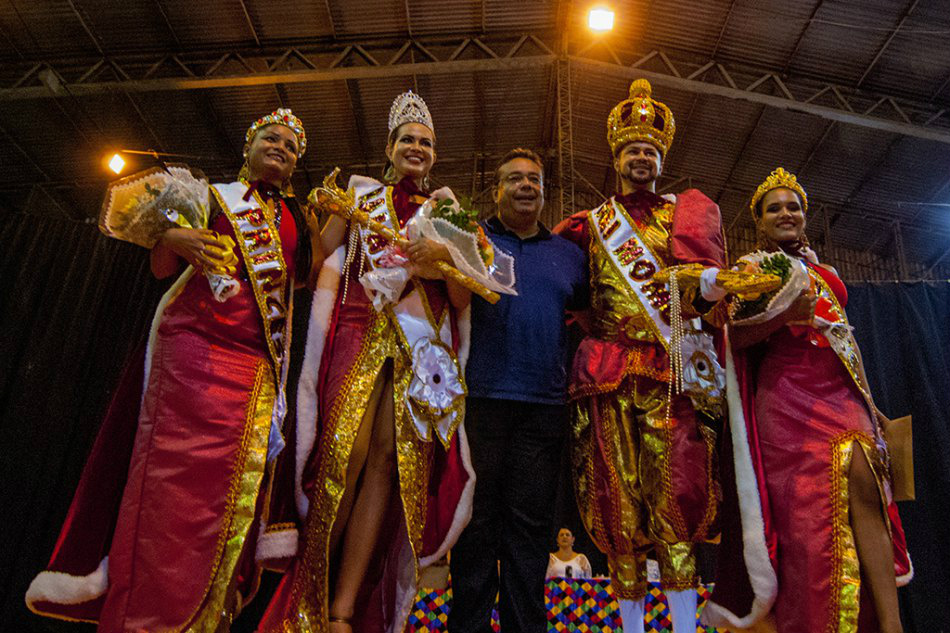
[108,153,126,174]
[588,7,614,32]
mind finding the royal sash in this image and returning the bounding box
[351,176,466,448]
[589,197,675,349]
[808,267,883,428]
[211,181,293,459]
[589,196,725,411]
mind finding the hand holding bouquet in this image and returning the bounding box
[100,165,239,301]
[408,190,516,297]
[729,251,810,324]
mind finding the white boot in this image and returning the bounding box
[665,588,698,633]
[618,597,645,633]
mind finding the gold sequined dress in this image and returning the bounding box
[258,176,474,633]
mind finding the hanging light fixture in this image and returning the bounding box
[108,153,126,174]
[588,6,615,32]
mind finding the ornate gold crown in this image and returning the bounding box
[749,167,808,219]
[246,108,307,157]
[607,78,675,157]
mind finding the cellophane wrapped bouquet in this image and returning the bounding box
[100,165,239,301]
[729,250,810,324]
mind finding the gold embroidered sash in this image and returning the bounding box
[350,176,465,448]
[211,181,293,458]
[808,266,874,410]
[589,197,674,350]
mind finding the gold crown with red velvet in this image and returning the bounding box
[749,167,809,218]
[246,108,307,157]
[607,78,675,157]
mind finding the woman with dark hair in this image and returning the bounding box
[257,91,476,633]
[547,528,593,579]
[704,168,912,633]
[27,109,323,631]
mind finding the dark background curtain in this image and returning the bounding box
[2,207,948,632]
[846,281,950,632]
[1,210,166,632]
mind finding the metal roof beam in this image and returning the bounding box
[723,106,767,231]
[0,124,75,219]
[856,0,918,87]
[1,54,553,100]
[66,0,105,56]
[324,0,337,39]
[238,0,262,47]
[569,56,950,145]
[4,35,950,143]
[782,0,824,74]
[710,0,738,59]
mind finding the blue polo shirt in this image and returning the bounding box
[466,216,588,404]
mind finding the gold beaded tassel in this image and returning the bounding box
[666,266,687,422]
[340,222,360,304]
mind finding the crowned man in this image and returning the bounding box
[554,79,727,633]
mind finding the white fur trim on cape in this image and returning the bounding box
[294,245,345,518]
[255,526,299,562]
[25,557,109,609]
[701,335,777,630]
[896,558,914,587]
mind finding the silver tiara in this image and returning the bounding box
[388,90,434,134]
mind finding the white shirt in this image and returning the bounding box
[546,552,593,579]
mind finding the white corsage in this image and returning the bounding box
[406,337,466,448]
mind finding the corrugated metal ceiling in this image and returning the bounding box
[1,0,949,277]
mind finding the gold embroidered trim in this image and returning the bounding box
[829,431,867,633]
[280,313,393,632]
[185,360,274,632]
[568,348,670,400]
[210,185,289,383]
[693,424,720,541]
[653,394,691,543]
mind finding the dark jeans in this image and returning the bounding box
[448,397,568,633]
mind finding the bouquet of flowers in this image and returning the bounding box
[407,192,516,296]
[729,250,810,324]
[101,165,208,247]
[429,196,495,268]
[100,165,239,302]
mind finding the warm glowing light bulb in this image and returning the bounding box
[588,7,615,32]
[109,153,125,174]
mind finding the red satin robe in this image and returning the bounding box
[28,186,299,631]
[707,261,912,633]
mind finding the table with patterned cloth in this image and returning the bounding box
[407,578,724,632]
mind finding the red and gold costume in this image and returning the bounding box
[554,79,726,601]
[705,169,912,632]
[257,173,474,633]
[26,149,316,632]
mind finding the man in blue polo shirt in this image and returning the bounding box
[449,149,588,633]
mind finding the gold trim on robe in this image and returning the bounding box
[186,360,275,632]
[830,432,867,633]
[278,305,439,632]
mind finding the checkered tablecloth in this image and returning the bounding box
[407,579,724,632]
